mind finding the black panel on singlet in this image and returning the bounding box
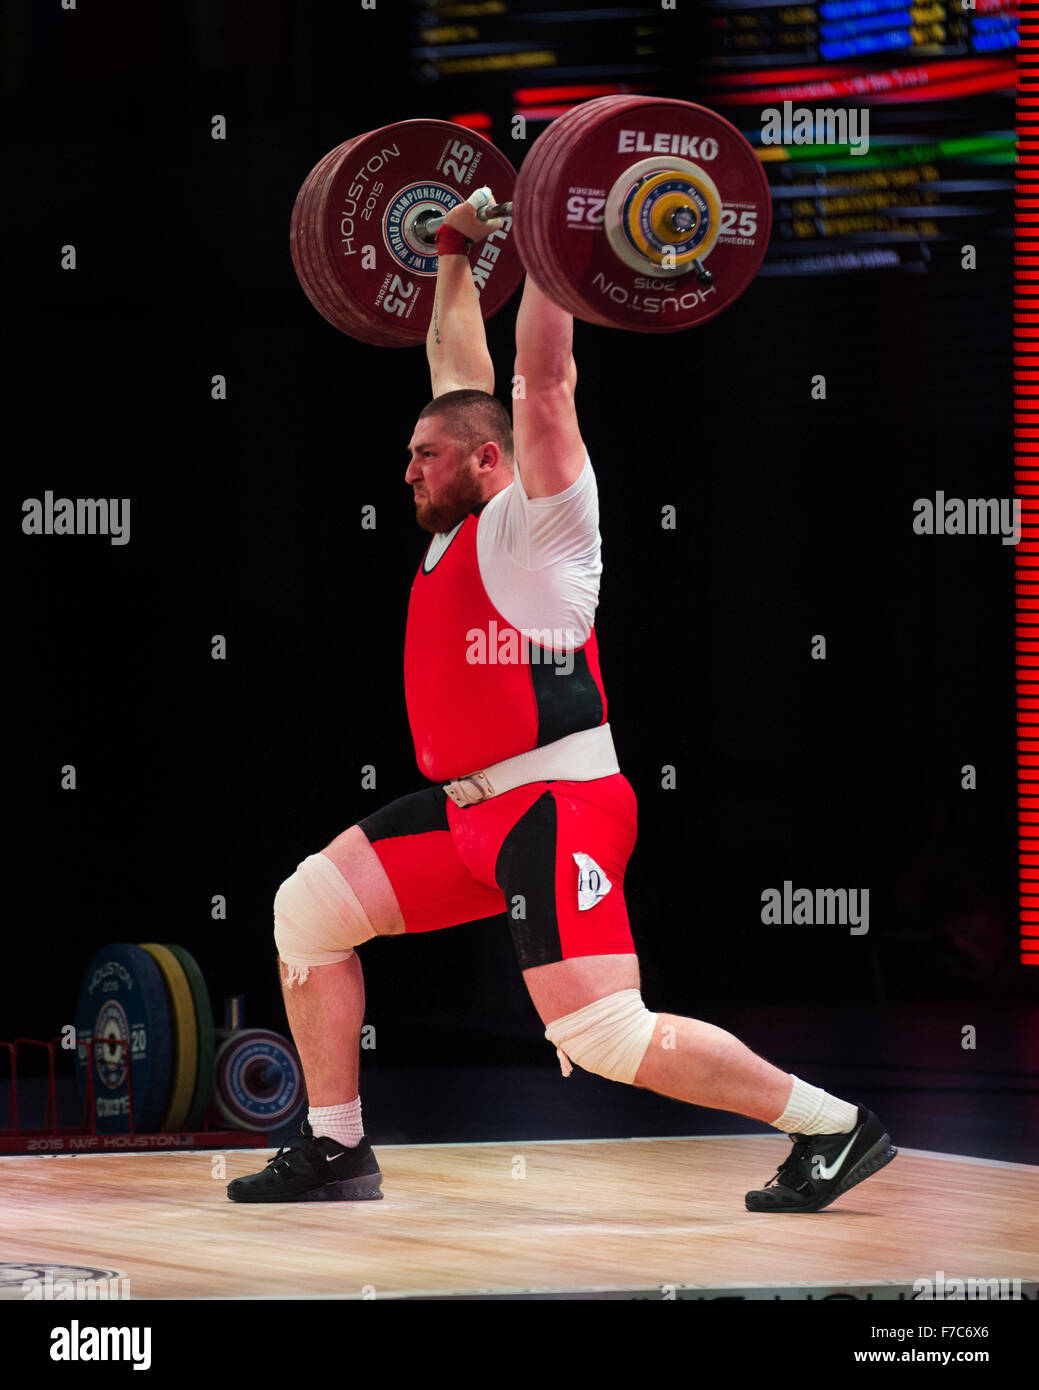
[528,644,604,748]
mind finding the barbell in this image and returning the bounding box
[289,95,771,347]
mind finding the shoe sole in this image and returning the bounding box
[745,1135,898,1213]
[228,1173,384,1204]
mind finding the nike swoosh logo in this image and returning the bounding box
[325,1151,347,1162]
[814,1126,862,1181]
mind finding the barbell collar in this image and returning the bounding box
[418,201,514,240]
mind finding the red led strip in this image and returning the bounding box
[1019,5,1039,964]
[448,111,494,131]
[513,83,649,104]
[706,58,1013,90]
[708,58,1015,106]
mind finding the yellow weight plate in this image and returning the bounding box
[650,192,703,244]
[617,164,723,269]
[163,943,215,1131]
[139,943,198,1132]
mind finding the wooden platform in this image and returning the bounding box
[3,1136,1037,1299]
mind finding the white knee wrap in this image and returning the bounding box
[544,989,658,1085]
[274,853,376,986]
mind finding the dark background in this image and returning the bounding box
[5,2,1033,1145]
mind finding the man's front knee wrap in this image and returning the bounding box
[274,853,376,987]
[544,988,658,1085]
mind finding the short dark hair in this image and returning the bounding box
[418,390,514,464]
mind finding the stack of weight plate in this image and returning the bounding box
[75,943,305,1135]
[289,119,522,346]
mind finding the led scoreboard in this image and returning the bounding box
[697,0,1017,274]
[409,2,670,134]
[411,0,1015,277]
[703,0,1016,62]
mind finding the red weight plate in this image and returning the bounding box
[523,100,618,327]
[294,137,412,344]
[526,98,626,326]
[514,95,771,333]
[292,141,361,333]
[292,137,398,343]
[314,121,522,346]
[518,96,725,329]
[511,109,581,318]
[295,135,452,346]
[291,143,349,330]
[298,137,407,344]
[296,120,523,347]
[518,96,712,329]
[304,141,411,347]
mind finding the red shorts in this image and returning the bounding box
[346,773,638,970]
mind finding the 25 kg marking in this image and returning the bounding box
[566,196,758,241]
[383,274,417,318]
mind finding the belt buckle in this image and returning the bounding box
[444,770,494,808]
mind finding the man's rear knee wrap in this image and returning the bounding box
[274,853,376,986]
[544,988,658,1085]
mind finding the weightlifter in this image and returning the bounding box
[229,191,897,1211]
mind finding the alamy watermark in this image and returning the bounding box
[50,1320,151,1370]
[760,101,869,157]
[913,493,1020,545]
[24,1270,131,1301]
[465,620,576,676]
[22,492,131,546]
[761,882,869,935]
[913,1270,1022,1301]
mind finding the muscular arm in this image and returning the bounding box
[512,275,586,499]
[425,203,497,399]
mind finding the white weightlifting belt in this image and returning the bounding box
[443,724,618,808]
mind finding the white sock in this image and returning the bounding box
[771,1075,858,1136]
[309,1098,363,1147]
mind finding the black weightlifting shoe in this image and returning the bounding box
[227,1121,384,1203]
[745,1105,896,1213]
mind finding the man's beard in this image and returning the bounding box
[413,465,485,535]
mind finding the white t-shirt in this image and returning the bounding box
[423,451,602,649]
